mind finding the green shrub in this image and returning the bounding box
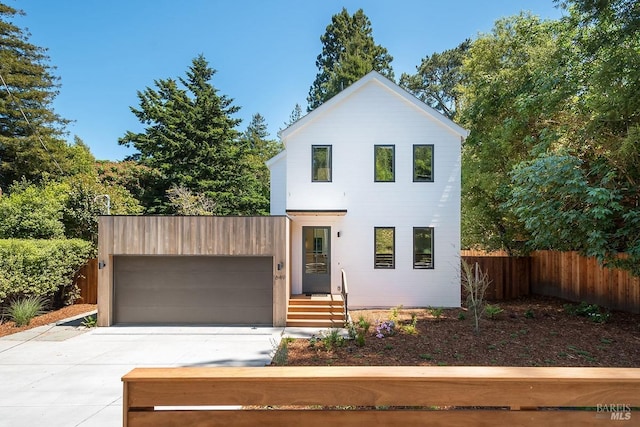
[5,295,46,327]
[485,304,504,319]
[321,328,345,351]
[0,180,69,239]
[0,239,95,306]
[564,301,610,323]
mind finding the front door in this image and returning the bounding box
[302,226,331,294]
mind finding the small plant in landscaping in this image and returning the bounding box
[564,301,610,323]
[349,316,371,347]
[401,313,419,335]
[271,337,293,365]
[427,307,444,320]
[308,335,319,348]
[375,320,395,338]
[485,304,504,320]
[321,328,344,351]
[389,305,403,322]
[460,260,491,334]
[524,308,535,319]
[4,295,46,327]
[457,311,466,321]
[419,353,433,360]
[81,315,97,328]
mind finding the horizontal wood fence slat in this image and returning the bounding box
[461,250,640,313]
[74,258,97,304]
[123,366,640,427]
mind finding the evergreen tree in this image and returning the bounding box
[241,113,283,208]
[307,8,394,111]
[119,55,268,215]
[0,2,71,189]
[283,103,303,128]
[399,40,470,120]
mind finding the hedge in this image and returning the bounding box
[0,239,96,307]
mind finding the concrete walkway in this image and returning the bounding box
[0,313,327,427]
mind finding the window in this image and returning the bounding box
[375,145,395,182]
[312,145,332,182]
[413,227,434,269]
[413,144,434,182]
[374,227,395,269]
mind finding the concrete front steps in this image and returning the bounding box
[286,294,347,328]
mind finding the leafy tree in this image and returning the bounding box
[62,173,143,242]
[0,3,72,189]
[0,179,68,239]
[400,40,470,120]
[307,8,394,111]
[96,160,162,210]
[119,55,268,215]
[503,0,640,273]
[458,14,569,253]
[166,185,216,215]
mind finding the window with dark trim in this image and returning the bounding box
[312,145,332,182]
[413,144,434,182]
[374,145,395,182]
[413,227,434,269]
[374,227,395,269]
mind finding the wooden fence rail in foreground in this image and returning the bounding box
[122,366,640,427]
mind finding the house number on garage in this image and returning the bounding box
[274,274,285,280]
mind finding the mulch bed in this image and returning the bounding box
[282,296,640,367]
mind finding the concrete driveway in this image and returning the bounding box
[0,313,297,427]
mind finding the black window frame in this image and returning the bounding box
[374,226,395,269]
[311,145,332,182]
[374,144,395,182]
[413,144,434,182]
[413,227,434,269]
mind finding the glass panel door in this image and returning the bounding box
[302,226,331,294]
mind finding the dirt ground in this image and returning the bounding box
[281,296,640,367]
[0,304,96,338]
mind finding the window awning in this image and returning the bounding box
[286,209,347,217]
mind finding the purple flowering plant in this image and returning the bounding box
[375,320,395,338]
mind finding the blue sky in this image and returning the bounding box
[14,0,565,161]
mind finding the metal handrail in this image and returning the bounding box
[340,269,349,324]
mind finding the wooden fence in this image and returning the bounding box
[122,366,640,426]
[461,250,640,313]
[74,258,98,304]
[461,254,530,300]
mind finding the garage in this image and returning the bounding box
[113,255,273,325]
[98,216,289,327]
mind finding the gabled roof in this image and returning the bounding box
[278,71,469,140]
[265,149,286,169]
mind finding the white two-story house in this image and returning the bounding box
[268,71,468,308]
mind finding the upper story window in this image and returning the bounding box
[312,145,332,182]
[413,144,434,182]
[375,145,395,182]
[374,227,395,269]
[413,227,434,269]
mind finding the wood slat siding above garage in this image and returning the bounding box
[103,216,285,256]
[97,216,290,327]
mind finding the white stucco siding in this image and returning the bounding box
[282,76,463,308]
